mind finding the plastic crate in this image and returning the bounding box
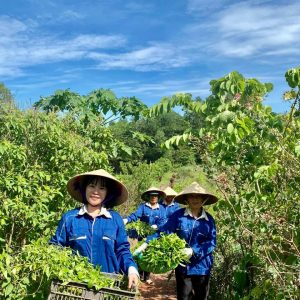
[47,273,137,300]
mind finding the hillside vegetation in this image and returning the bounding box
[0,67,299,299]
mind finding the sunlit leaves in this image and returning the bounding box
[285,66,300,88]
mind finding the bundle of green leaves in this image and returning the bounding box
[125,220,156,238]
[136,233,189,274]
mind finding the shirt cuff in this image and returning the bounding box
[128,266,140,278]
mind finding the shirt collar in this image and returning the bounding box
[145,202,160,209]
[184,207,209,221]
[162,200,175,206]
[78,205,112,218]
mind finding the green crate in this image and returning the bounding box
[47,274,137,300]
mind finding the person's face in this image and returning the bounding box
[165,196,174,204]
[85,178,108,207]
[187,194,206,209]
[149,194,159,205]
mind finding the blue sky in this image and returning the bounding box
[1,0,300,112]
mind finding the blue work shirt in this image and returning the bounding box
[126,202,167,228]
[50,206,137,275]
[147,207,216,275]
[159,200,181,218]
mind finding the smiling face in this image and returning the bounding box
[85,177,108,208]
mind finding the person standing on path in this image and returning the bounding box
[50,169,139,289]
[123,187,166,284]
[134,182,218,299]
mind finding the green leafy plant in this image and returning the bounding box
[0,238,123,299]
[136,233,189,274]
[125,220,156,238]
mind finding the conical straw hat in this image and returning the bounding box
[174,182,218,205]
[141,186,166,201]
[163,186,178,197]
[67,169,128,206]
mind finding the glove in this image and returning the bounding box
[123,218,128,225]
[133,242,148,257]
[151,224,158,230]
[182,247,193,259]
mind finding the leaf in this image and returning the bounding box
[227,123,234,134]
[295,144,300,156]
[4,283,13,296]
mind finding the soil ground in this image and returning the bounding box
[137,272,177,300]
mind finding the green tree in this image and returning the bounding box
[0,82,15,108]
[148,69,300,299]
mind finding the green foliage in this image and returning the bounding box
[148,69,300,298]
[0,108,111,249]
[2,71,300,299]
[136,233,188,274]
[0,82,15,108]
[125,220,155,238]
[285,66,300,88]
[34,88,147,127]
[118,158,173,216]
[110,112,194,166]
[0,238,119,299]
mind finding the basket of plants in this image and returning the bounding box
[47,275,137,300]
[134,233,189,274]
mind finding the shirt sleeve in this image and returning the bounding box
[126,204,144,223]
[114,213,139,274]
[49,214,69,247]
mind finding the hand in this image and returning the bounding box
[182,247,193,259]
[133,242,148,257]
[123,218,128,225]
[128,273,139,290]
[151,224,158,230]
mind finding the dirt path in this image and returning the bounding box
[137,272,177,300]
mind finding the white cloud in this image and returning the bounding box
[113,78,210,99]
[183,1,300,58]
[215,2,300,57]
[90,45,190,71]
[0,16,127,77]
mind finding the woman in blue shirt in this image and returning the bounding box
[135,182,218,299]
[123,187,166,284]
[50,169,139,289]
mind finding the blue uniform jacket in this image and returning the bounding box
[126,203,166,228]
[159,200,181,218]
[50,207,137,274]
[146,207,216,275]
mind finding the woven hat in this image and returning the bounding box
[174,182,218,205]
[67,169,128,206]
[163,186,178,197]
[141,187,166,201]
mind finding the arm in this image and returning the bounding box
[49,214,69,247]
[126,204,144,223]
[114,213,139,275]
